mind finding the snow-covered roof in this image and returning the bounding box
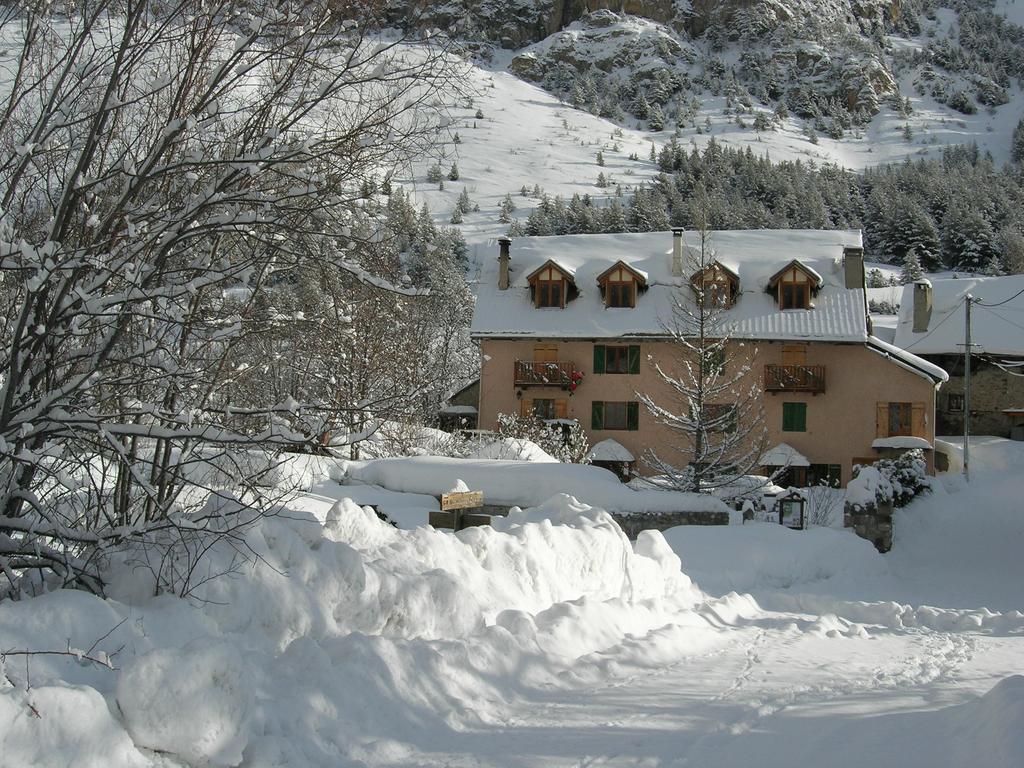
[866,336,948,384]
[471,230,867,342]
[587,438,635,463]
[872,436,933,450]
[439,405,478,415]
[759,443,810,468]
[893,275,1024,356]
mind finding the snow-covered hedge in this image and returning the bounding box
[849,449,930,510]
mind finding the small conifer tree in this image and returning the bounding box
[900,248,925,283]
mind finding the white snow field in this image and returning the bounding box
[2,441,1024,767]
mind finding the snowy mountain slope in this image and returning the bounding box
[390,0,1024,217]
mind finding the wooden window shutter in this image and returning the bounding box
[520,398,533,418]
[593,345,605,373]
[555,399,568,419]
[782,345,807,366]
[628,345,641,374]
[911,403,926,437]
[876,403,889,438]
[627,401,639,431]
[534,344,558,363]
[591,401,604,430]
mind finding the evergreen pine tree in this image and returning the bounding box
[900,249,925,283]
[448,162,459,181]
[498,193,516,224]
[648,104,665,131]
[596,150,605,167]
[456,187,472,215]
[1013,118,1024,164]
[630,92,649,120]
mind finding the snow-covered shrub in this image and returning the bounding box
[495,413,591,464]
[848,449,929,512]
[846,466,893,513]
[871,449,930,508]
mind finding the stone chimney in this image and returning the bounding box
[498,237,511,290]
[671,228,684,276]
[843,246,865,289]
[912,279,932,333]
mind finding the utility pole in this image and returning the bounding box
[963,294,972,482]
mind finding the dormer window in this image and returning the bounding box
[781,281,809,310]
[537,278,562,308]
[527,260,577,309]
[597,261,648,309]
[607,280,633,307]
[767,260,822,310]
[689,261,739,308]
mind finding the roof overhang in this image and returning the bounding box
[596,260,648,287]
[866,336,949,385]
[526,259,577,285]
[767,259,824,288]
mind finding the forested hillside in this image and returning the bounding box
[511,141,1024,273]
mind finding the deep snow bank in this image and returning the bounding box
[341,456,731,515]
[664,522,884,596]
[0,494,704,767]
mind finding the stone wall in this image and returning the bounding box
[611,510,730,539]
[844,501,893,553]
[930,356,1024,438]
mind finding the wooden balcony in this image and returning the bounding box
[514,360,577,389]
[764,364,826,394]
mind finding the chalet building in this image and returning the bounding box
[470,229,948,487]
[894,275,1024,439]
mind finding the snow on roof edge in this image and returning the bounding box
[866,336,949,384]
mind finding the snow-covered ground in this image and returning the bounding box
[3,439,1023,767]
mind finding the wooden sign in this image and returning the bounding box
[440,491,484,511]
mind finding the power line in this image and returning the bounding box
[975,305,1024,336]
[975,287,1024,308]
[901,300,966,350]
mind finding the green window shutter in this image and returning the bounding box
[592,401,604,430]
[593,345,605,374]
[627,401,639,431]
[628,345,640,374]
[782,402,806,432]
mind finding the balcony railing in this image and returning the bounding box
[764,364,826,394]
[514,360,577,389]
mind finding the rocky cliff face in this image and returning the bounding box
[386,1,1018,142]
[388,1,900,49]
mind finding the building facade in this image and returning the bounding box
[472,229,948,487]
[894,275,1024,439]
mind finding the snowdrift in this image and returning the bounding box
[341,456,731,515]
[0,494,703,767]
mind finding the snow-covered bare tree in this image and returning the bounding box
[638,199,767,493]
[0,1,461,597]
